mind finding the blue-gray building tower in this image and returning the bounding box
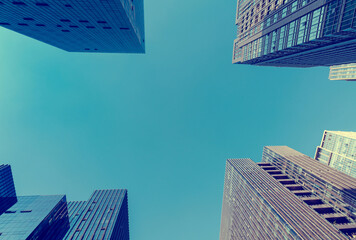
[0,0,145,53]
[0,165,17,215]
[233,0,356,67]
[0,164,130,239]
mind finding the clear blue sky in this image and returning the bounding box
[0,0,355,239]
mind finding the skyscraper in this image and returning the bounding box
[315,130,356,177]
[0,164,130,239]
[233,0,356,67]
[0,165,17,215]
[0,195,70,239]
[220,146,356,240]
[0,0,145,53]
[329,64,356,81]
[63,189,129,240]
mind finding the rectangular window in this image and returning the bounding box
[291,1,297,13]
[286,21,296,47]
[282,8,287,18]
[278,26,286,50]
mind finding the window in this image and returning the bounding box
[18,23,28,26]
[5,210,16,213]
[36,24,45,26]
[120,27,129,30]
[12,1,26,5]
[97,21,107,24]
[291,1,297,13]
[20,210,32,213]
[103,27,112,29]
[35,2,49,6]
[86,26,95,28]
[61,29,70,32]
[24,17,34,21]
[0,22,10,25]
[64,4,72,7]
[282,7,287,18]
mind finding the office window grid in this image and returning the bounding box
[264,146,356,216]
[220,159,298,240]
[0,0,145,53]
[63,189,129,240]
[329,63,356,81]
[315,131,356,178]
[0,195,69,239]
[233,0,356,67]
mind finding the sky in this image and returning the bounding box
[0,0,355,239]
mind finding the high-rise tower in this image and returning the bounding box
[233,0,356,67]
[0,164,130,239]
[0,165,17,215]
[63,189,129,240]
[220,146,356,240]
[315,130,356,177]
[0,0,145,53]
[329,64,356,81]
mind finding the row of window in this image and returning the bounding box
[0,22,118,30]
[1,1,71,8]
[4,210,32,213]
[237,6,325,61]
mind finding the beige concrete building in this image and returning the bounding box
[315,131,356,178]
[329,64,356,81]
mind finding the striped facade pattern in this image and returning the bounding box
[63,189,129,240]
[262,146,356,238]
[0,165,16,215]
[233,0,356,67]
[220,157,349,240]
[220,159,300,240]
[0,0,145,53]
[0,195,69,240]
[329,64,356,81]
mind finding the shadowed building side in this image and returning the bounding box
[0,0,145,53]
[0,195,70,239]
[63,189,130,240]
[0,165,17,215]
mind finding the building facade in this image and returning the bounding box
[0,195,69,239]
[233,0,356,67]
[329,63,356,80]
[63,189,129,240]
[315,130,356,177]
[0,165,17,215]
[0,0,145,53]
[0,164,130,239]
[220,146,356,240]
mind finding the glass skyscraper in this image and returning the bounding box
[64,189,129,240]
[0,0,145,53]
[0,195,69,239]
[220,146,356,240]
[0,164,130,239]
[233,0,356,67]
[0,165,17,215]
[329,64,356,81]
[315,130,356,178]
